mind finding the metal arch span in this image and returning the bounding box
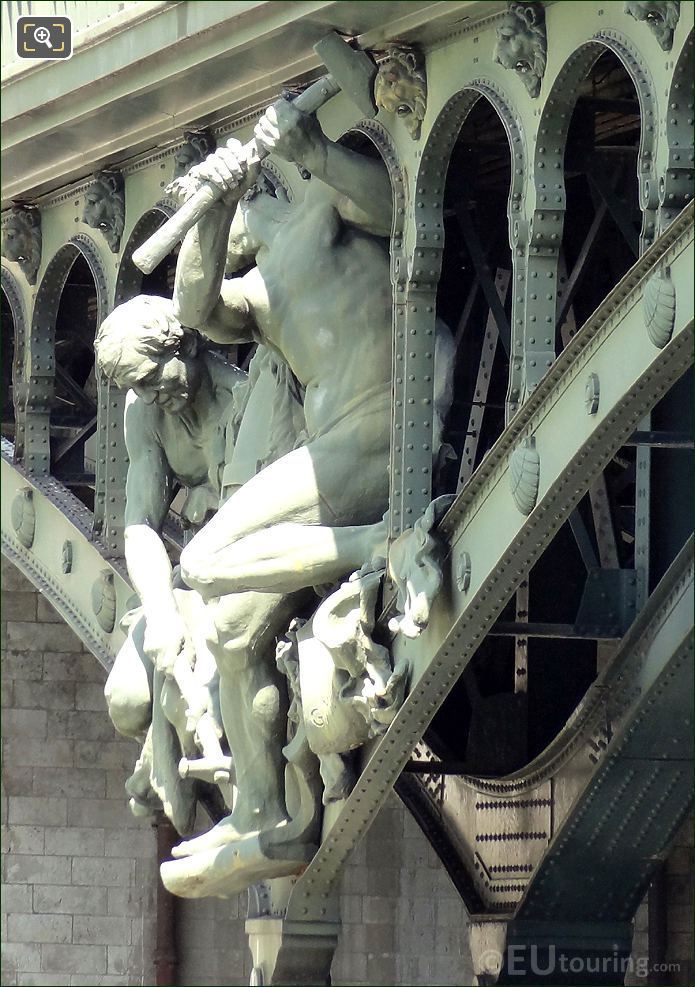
[284,202,694,924]
[1,203,693,980]
[517,543,693,924]
[410,537,693,924]
[1,438,131,669]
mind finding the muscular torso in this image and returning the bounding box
[125,356,241,530]
[153,408,224,494]
[239,181,392,436]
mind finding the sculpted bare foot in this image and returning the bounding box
[170,812,287,858]
[161,828,315,899]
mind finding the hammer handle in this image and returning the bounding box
[132,75,340,274]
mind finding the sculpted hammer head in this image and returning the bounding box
[95,294,203,412]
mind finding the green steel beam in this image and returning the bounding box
[284,203,694,923]
[1,438,131,668]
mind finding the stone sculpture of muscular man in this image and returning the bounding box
[94,296,306,836]
[160,100,396,892]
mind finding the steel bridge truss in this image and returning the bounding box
[1,4,693,984]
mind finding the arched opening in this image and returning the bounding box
[435,95,514,498]
[115,205,180,307]
[419,93,522,774]
[1,267,26,456]
[497,48,647,763]
[1,286,16,432]
[53,253,98,426]
[556,49,642,348]
[50,253,99,504]
[494,48,648,766]
[25,236,107,501]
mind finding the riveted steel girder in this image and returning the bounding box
[284,203,694,924]
[1,438,131,668]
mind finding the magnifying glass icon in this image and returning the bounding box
[33,26,53,49]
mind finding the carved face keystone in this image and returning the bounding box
[1,208,41,285]
[374,46,427,141]
[624,1,680,50]
[82,173,124,253]
[494,4,547,99]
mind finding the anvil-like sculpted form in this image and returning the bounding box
[1,205,42,285]
[101,89,453,899]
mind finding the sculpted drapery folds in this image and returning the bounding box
[98,78,452,899]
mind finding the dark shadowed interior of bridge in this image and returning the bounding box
[421,50,658,776]
[1,287,14,428]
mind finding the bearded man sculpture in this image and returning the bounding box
[83,170,125,253]
[1,206,42,285]
[494,2,547,98]
[374,45,428,140]
[625,1,680,49]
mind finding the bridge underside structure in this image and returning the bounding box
[2,1,693,984]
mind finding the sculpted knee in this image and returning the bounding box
[104,673,151,740]
[205,606,258,672]
[207,625,256,673]
[252,685,281,730]
[179,544,207,594]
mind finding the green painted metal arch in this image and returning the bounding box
[659,26,695,231]
[1,263,27,441]
[21,234,109,477]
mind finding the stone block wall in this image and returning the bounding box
[175,796,474,987]
[1,558,158,987]
[665,816,693,986]
[1,557,474,987]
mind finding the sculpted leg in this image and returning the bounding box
[171,588,308,858]
[183,519,387,597]
[180,434,389,600]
